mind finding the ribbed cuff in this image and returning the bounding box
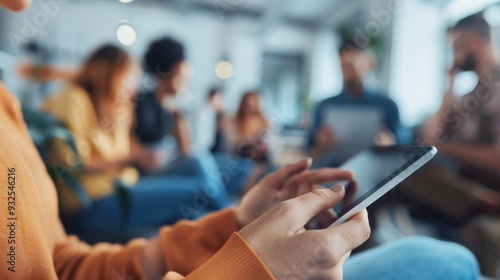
[186,233,275,280]
[161,209,239,276]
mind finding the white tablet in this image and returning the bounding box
[328,146,437,227]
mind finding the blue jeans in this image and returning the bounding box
[71,175,233,243]
[146,148,253,197]
[345,237,479,280]
[212,153,254,196]
[144,137,253,198]
[161,153,254,197]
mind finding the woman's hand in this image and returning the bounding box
[134,149,168,172]
[239,187,370,280]
[234,158,355,229]
[129,138,168,172]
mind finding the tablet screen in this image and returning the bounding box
[330,146,435,222]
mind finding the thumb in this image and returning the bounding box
[163,272,185,280]
[286,184,345,228]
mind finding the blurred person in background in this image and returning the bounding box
[192,87,255,196]
[229,91,271,164]
[136,37,253,196]
[308,40,401,163]
[135,37,210,177]
[43,45,232,233]
[209,88,230,154]
[399,14,500,277]
[193,87,229,154]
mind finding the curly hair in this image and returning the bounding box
[144,37,185,77]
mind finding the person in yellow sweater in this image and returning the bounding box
[0,1,480,279]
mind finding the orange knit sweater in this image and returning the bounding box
[0,82,274,280]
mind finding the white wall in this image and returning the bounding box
[389,0,446,126]
[0,51,22,95]
[309,28,342,103]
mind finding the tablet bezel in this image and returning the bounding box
[329,146,437,227]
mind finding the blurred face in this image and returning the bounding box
[165,60,191,94]
[0,0,31,11]
[339,50,373,85]
[209,93,225,111]
[243,94,260,115]
[451,30,479,72]
[117,63,141,101]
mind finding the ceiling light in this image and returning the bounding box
[116,24,136,46]
[215,61,233,79]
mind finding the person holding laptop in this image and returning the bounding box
[308,40,402,164]
[0,1,479,279]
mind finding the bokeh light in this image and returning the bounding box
[215,61,234,79]
[116,24,137,46]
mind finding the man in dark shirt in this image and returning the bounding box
[308,40,401,164]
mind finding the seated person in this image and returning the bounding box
[135,37,203,174]
[135,37,247,192]
[308,40,401,164]
[228,91,271,164]
[0,2,481,279]
[42,45,231,233]
[401,15,500,277]
[192,87,252,196]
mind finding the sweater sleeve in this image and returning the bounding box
[53,236,148,280]
[185,233,274,280]
[162,233,275,280]
[53,209,238,280]
[159,209,238,275]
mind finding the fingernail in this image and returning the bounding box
[306,157,313,166]
[330,184,344,193]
